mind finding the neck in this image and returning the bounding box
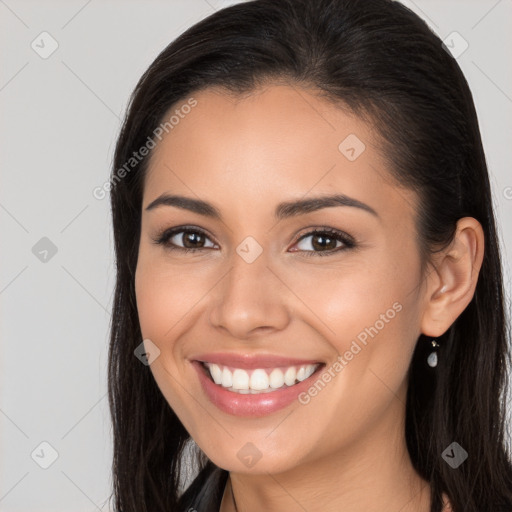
[220,384,431,512]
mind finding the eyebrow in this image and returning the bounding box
[145,193,379,220]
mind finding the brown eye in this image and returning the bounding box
[292,228,356,257]
[298,233,339,251]
[153,227,217,252]
[153,226,355,257]
[179,231,207,249]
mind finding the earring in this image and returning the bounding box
[427,285,446,368]
[427,339,440,368]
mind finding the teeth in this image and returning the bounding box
[204,362,320,394]
[284,367,296,386]
[232,369,249,390]
[269,368,285,389]
[305,364,316,379]
[250,369,269,390]
[210,364,222,385]
[221,367,233,388]
[296,366,306,381]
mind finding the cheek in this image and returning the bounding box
[134,259,194,398]
[317,245,419,343]
[277,259,403,344]
[134,260,206,429]
[286,275,419,457]
[287,252,420,385]
[135,257,208,342]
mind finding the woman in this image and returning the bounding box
[107,0,512,510]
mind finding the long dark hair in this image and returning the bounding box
[107,0,512,510]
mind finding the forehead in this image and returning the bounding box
[143,84,417,228]
[146,84,374,181]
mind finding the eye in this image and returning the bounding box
[152,225,356,257]
[152,226,217,253]
[291,227,356,257]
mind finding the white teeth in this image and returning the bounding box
[296,366,306,381]
[232,369,249,390]
[269,368,285,389]
[204,362,320,394]
[250,369,269,390]
[210,363,222,385]
[284,367,296,386]
[221,367,233,388]
[305,364,316,379]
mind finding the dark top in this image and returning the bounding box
[178,464,229,512]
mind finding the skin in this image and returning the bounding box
[134,83,483,511]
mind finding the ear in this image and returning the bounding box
[420,217,485,338]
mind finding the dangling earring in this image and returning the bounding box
[427,339,440,368]
[427,284,447,368]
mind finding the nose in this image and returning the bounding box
[208,248,291,339]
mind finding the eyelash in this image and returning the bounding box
[152,225,356,257]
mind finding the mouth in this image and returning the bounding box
[197,360,325,394]
[191,354,327,417]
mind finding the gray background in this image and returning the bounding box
[1,0,511,510]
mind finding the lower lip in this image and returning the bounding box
[192,361,323,417]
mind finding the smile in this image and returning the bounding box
[201,362,320,394]
[191,352,326,416]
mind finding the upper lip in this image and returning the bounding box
[192,352,323,369]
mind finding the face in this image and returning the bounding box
[135,83,426,474]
